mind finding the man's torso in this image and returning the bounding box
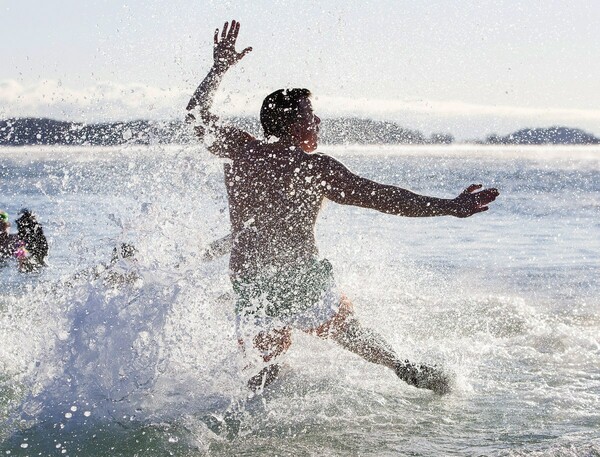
[224,140,329,278]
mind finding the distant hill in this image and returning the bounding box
[1,118,598,147]
[0,117,452,146]
[484,127,600,145]
[0,118,187,146]
[320,118,427,144]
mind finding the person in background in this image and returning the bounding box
[15,208,49,269]
[0,209,49,272]
[0,211,18,263]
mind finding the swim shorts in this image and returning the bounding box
[232,258,339,332]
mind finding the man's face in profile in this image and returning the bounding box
[292,98,320,153]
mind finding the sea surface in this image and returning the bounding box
[1,144,599,456]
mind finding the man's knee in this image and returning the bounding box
[310,294,356,338]
[338,294,354,317]
[333,317,363,343]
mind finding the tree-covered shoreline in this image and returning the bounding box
[1,117,598,147]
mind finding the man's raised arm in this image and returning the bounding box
[316,155,499,218]
[186,20,254,157]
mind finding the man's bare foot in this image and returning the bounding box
[395,360,451,395]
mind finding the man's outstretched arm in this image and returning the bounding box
[317,155,499,218]
[186,20,254,157]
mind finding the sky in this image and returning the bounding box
[1,0,599,139]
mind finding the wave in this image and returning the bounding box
[1,145,599,455]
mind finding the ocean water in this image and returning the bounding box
[0,144,599,456]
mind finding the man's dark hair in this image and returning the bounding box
[260,88,311,138]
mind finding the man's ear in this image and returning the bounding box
[289,121,303,140]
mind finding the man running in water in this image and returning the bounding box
[187,20,499,394]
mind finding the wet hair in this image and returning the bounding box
[260,88,312,139]
[15,209,48,264]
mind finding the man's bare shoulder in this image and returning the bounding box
[212,137,264,160]
[305,151,346,173]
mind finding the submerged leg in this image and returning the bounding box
[247,363,282,392]
[243,327,292,392]
[312,296,451,394]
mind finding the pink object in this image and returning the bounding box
[14,241,28,259]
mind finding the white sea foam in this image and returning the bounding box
[0,145,598,455]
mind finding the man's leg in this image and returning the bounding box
[243,327,292,392]
[310,296,451,394]
[310,296,397,369]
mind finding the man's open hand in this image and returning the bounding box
[213,20,252,72]
[451,184,499,218]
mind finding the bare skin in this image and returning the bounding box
[187,21,499,394]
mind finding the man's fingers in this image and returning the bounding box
[227,20,236,39]
[462,185,499,206]
[478,188,499,205]
[214,28,219,45]
[463,184,482,194]
[240,47,252,58]
[468,184,482,193]
[233,21,241,39]
[487,189,499,202]
[221,22,228,40]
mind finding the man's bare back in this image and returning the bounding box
[225,141,323,277]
